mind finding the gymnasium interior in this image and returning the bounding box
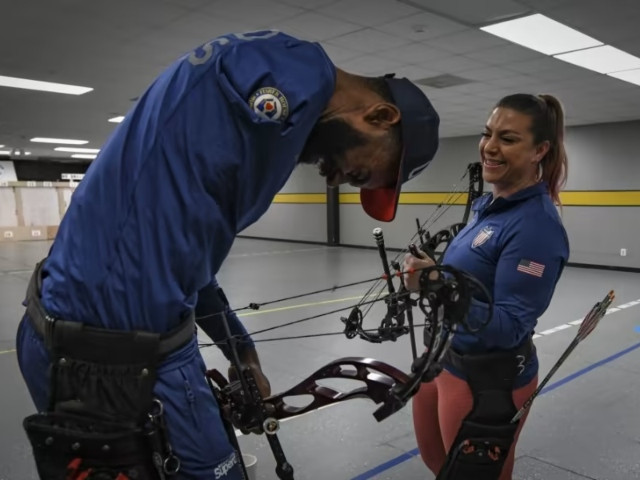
[1,1,639,479]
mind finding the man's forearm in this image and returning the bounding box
[195,283,255,360]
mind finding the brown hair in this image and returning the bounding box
[495,93,568,205]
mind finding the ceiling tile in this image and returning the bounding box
[274,0,341,9]
[406,0,531,27]
[388,64,444,81]
[505,57,575,75]
[2,0,640,153]
[424,29,509,54]
[487,74,548,89]
[377,42,452,64]
[456,66,518,82]
[464,44,546,65]
[375,11,468,41]
[324,28,412,54]
[418,55,487,74]
[611,32,640,59]
[527,64,595,83]
[159,0,215,9]
[269,11,362,41]
[317,43,363,63]
[316,0,420,27]
[336,54,406,75]
[439,81,505,96]
[152,11,263,47]
[201,0,303,23]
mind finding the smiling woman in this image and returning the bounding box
[405,93,571,480]
[480,94,568,205]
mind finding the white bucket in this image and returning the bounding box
[242,453,258,480]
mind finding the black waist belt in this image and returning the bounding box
[25,259,195,360]
[425,330,535,373]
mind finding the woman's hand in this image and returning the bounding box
[402,248,436,292]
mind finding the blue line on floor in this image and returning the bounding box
[351,448,420,480]
[635,326,640,333]
[351,340,640,480]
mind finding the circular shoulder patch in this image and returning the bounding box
[248,87,289,121]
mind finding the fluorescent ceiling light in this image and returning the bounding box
[0,150,10,155]
[0,75,92,95]
[555,45,640,74]
[108,116,125,123]
[30,137,88,145]
[0,145,4,148]
[71,154,97,159]
[481,14,602,55]
[608,68,640,86]
[55,147,100,153]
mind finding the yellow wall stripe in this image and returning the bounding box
[273,193,327,203]
[559,191,640,206]
[273,191,640,207]
[340,192,469,205]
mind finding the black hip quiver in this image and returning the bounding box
[22,260,193,480]
[436,340,534,480]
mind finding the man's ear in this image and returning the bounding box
[363,103,401,129]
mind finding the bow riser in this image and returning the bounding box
[207,357,411,426]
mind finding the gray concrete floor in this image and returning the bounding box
[1,238,639,480]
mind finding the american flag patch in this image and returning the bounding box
[517,259,545,277]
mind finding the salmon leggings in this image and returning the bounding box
[412,369,538,480]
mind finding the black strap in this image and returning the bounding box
[25,259,195,359]
[433,339,534,480]
[424,329,534,378]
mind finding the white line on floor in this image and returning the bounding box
[532,297,640,339]
[0,269,32,275]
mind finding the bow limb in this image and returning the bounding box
[263,357,411,420]
[461,161,484,226]
[206,357,410,425]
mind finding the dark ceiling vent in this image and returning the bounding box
[416,74,474,88]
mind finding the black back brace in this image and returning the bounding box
[22,260,194,480]
[435,337,535,480]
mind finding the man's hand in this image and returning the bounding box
[402,248,437,291]
[226,347,275,434]
[228,347,271,398]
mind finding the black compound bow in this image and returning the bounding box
[199,162,490,479]
[339,162,484,353]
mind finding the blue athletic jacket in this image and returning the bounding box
[443,181,570,387]
[39,31,336,354]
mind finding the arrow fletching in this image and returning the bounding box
[576,290,614,341]
[511,290,615,423]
